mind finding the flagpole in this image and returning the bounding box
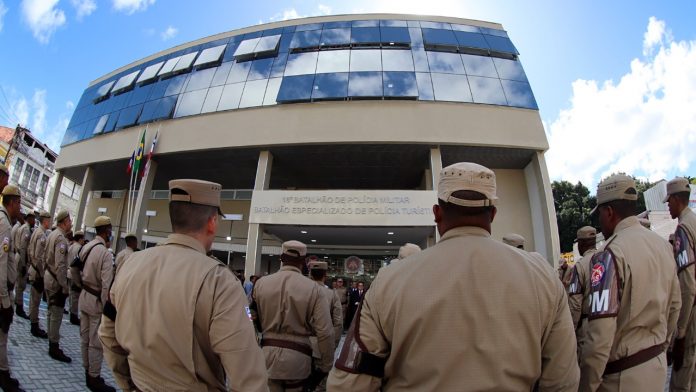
[127,127,145,232]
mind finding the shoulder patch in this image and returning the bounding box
[2,237,8,253]
[567,265,582,296]
[245,306,253,321]
[588,250,621,319]
[59,243,66,255]
[674,225,695,272]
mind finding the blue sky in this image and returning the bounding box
[1,0,695,188]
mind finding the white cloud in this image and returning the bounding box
[0,1,8,33]
[7,90,67,151]
[317,4,332,15]
[70,0,96,20]
[31,89,47,134]
[160,25,177,41]
[12,98,29,127]
[112,0,154,15]
[267,4,337,23]
[545,17,696,189]
[20,0,66,44]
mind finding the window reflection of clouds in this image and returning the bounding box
[493,58,527,82]
[285,52,318,76]
[312,73,349,100]
[500,80,537,109]
[201,86,223,113]
[316,50,350,74]
[381,50,414,72]
[468,76,507,105]
[239,79,269,108]
[415,72,434,100]
[348,72,383,97]
[277,75,315,102]
[218,82,245,110]
[263,78,282,106]
[226,61,252,83]
[350,50,382,72]
[461,54,498,78]
[431,73,472,102]
[320,28,351,46]
[426,52,465,74]
[174,89,207,118]
[248,58,274,80]
[383,72,418,97]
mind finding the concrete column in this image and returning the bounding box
[74,167,94,231]
[133,161,157,244]
[48,170,64,216]
[429,147,442,242]
[245,151,273,279]
[524,151,561,267]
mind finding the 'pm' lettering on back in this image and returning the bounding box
[674,225,695,272]
[588,250,620,319]
[591,289,610,313]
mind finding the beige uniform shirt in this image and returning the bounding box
[253,265,334,378]
[579,216,681,391]
[79,236,113,316]
[28,226,47,280]
[114,247,134,276]
[15,223,31,274]
[67,242,81,284]
[335,286,347,306]
[674,207,696,341]
[568,248,598,328]
[0,207,15,308]
[310,281,343,355]
[328,226,579,391]
[44,227,69,294]
[98,233,267,392]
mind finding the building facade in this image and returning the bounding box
[54,14,559,277]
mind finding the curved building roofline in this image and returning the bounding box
[89,13,504,87]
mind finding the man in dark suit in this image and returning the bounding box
[346,282,365,329]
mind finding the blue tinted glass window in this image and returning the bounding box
[408,28,423,47]
[115,104,143,129]
[93,115,109,134]
[350,50,382,72]
[380,20,407,27]
[420,21,451,29]
[415,72,434,100]
[461,54,498,78]
[285,52,318,76]
[493,58,527,82]
[242,31,262,39]
[227,61,252,83]
[277,75,315,102]
[218,83,245,110]
[153,96,177,121]
[112,70,140,94]
[320,28,351,46]
[468,76,507,105]
[412,48,429,72]
[421,28,458,47]
[104,112,118,132]
[247,58,274,80]
[352,20,379,27]
[484,35,518,54]
[158,56,182,77]
[290,30,321,49]
[201,86,223,113]
[407,20,420,28]
[148,79,170,100]
[234,38,260,57]
[239,79,269,108]
[348,72,382,97]
[316,50,350,73]
[262,28,284,36]
[278,33,293,52]
[383,72,418,97]
[324,21,352,29]
[381,49,414,72]
[62,127,82,145]
[128,84,153,106]
[454,31,489,49]
[501,80,537,109]
[164,74,189,96]
[282,25,296,34]
[194,44,226,68]
[296,23,323,31]
[481,27,508,38]
[263,77,282,106]
[222,42,241,62]
[172,52,198,73]
[451,24,480,33]
[254,35,281,53]
[380,27,410,45]
[185,68,216,92]
[431,73,472,102]
[138,100,158,123]
[211,63,233,86]
[426,52,465,74]
[351,28,381,44]
[312,73,349,100]
[174,89,207,118]
[271,53,288,77]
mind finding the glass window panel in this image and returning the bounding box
[348,72,382,97]
[461,54,498,78]
[277,75,315,102]
[383,72,418,97]
[408,28,423,47]
[247,58,274,80]
[316,50,350,73]
[324,21,351,29]
[421,28,458,46]
[222,41,241,62]
[138,100,158,123]
[158,56,182,77]
[420,21,451,29]
[128,84,153,105]
[172,52,198,73]
[93,114,109,134]
[100,114,116,133]
[451,24,481,33]
[500,80,537,109]
[481,27,509,38]
[217,83,245,110]
[484,35,518,54]
[412,48,429,72]
[242,31,262,39]
[350,50,382,72]
[263,77,282,106]
[278,33,293,52]
[282,25,296,33]
[234,38,260,57]
[112,70,141,94]
[320,28,351,46]
[352,20,379,27]
[415,72,434,100]
[137,62,164,84]
[454,31,489,50]
[284,52,318,76]
[174,89,208,117]
[351,27,380,44]
[407,20,420,28]
[426,52,465,74]
[239,79,269,108]
[270,53,288,77]
[493,58,527,82]
[254,35,281,53]
[115,104,144,129]
[194,44,226,67]
[312,73,348,100]
[431,73,472,102]
[94,81,115,100]
[227,61,252,83]
[148,79,171,100]
[380,20,407,27]
[262,28,284,36]
[185,67,216,92]
[290,30,321,49]
[381,50,414,72]
[380,27,410,45]
[164,74,189,96]
[201,86,224,113]
[211,62,233,86]
[468,76,507,105]
[296,23,323,31]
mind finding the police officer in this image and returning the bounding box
[27,211,50,338]
[99,179,267,391]
[10,213,24,317]
[0,165,7,193]
[67,230,86,325]
[566,226,598,360]
[0,185,23,391]
[79,216,116,392]
[252,240,334,391]
[44,210,73,363]
[390,243,421,264]
[579,174,681,391]
[14,212,33,320]
[328,162,579,391]
[333,277,348,330]
[502,233,525,249]
[663,177,696,392]
[113,232,137,276]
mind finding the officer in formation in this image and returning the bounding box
[502,233,525,249]
[566,226,598,360]
[67,230,86,325]
[328,162,579,391]
[252,240,334,391]
[663,177,696,392]
[14,212,33,320]
[390,243,421,264]
[99,179,267,391]
[44,210,73,363]
[0,185,23,391]
[27,211,50,338]
[113,232,137,276]
[333,277,348,330]
[579,174,680,391]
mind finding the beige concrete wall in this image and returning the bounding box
[489,169,535,250]
[56,101,547,170]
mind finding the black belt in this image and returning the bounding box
[262,338,312,356]
[603,343,664,375]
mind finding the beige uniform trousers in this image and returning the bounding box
[268,379,303,392]
[46,289,63,344]
[80,311,103,377]
[14,263,26,308]
[669,314,696,392]
[29,285,42,323]
[69,279,80,315]
[598,353,667,392]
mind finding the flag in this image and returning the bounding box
[126,150,135,174]
[132,131,146,177]
[142,130,158,179]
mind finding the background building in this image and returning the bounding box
[54,14,559,278]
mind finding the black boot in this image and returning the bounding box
[85,373,116,392]
[48,342,72,363]
[70,313,80,325]
[0,369,23,392]
[14,305,28,320]
[30,323,48,339]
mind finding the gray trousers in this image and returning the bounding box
[14,270,26,308]
[80,312,102,377]
[29,285,42,323]
[46,289,64,344]
[69,287,80,315]
[0,328,8,371]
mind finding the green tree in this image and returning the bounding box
[633,177,654,213]
[552,181,595,253]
